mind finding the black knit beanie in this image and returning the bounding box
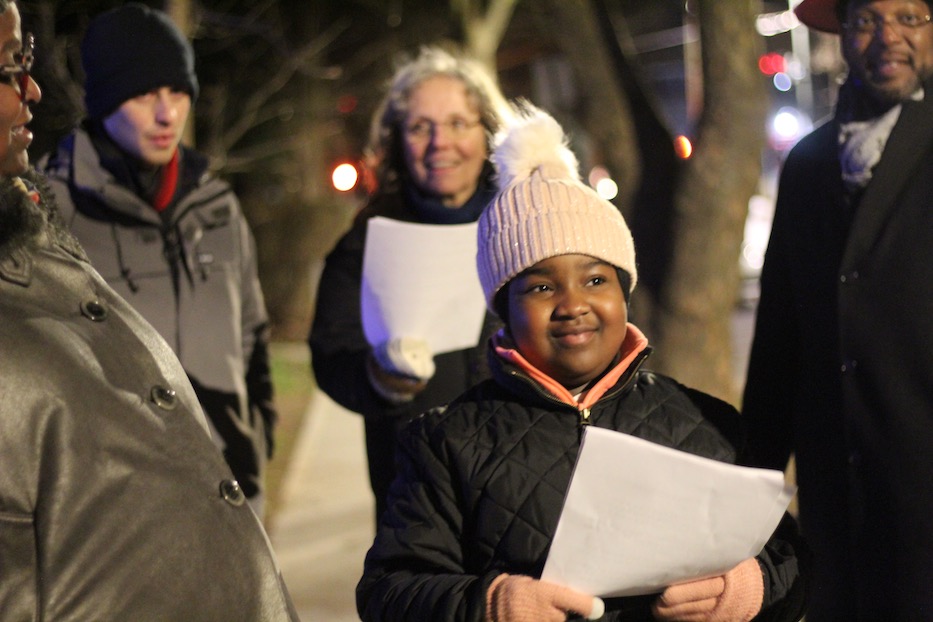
[81,3,200,120]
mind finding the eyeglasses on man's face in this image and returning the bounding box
[843,9,933,35]
[0,32,34,103]
[404,116,482,142]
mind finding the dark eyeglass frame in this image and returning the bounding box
[842,11,933,35]
[0,32,35,103]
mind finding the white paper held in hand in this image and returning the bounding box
[541,426,795,598]
[361,217,486,356]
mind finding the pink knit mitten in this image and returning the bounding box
[486,574,604,622]
[651,557,764,622]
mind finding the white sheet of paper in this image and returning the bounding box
[361,217,486,355]
[541,426,795,598]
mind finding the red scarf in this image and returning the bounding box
[152,150,179,212]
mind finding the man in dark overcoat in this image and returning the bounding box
[743,0,933,618]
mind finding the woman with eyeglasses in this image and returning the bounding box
[0,1,299,617]
[309,45,512,522]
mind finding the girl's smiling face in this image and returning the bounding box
[506,254,629,389]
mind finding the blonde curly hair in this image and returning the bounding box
[366,45,511,194]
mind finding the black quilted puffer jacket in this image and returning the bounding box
[357,347,808,622]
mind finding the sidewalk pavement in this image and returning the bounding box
[269,391,374,621]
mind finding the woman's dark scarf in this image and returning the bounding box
[404,161,498,225]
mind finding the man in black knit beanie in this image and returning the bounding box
[40,2,278,520]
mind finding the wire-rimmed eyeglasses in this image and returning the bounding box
[0,33,35,103]
[842,10,933,35]
[404,117,482,142]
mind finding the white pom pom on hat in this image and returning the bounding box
[476,103,637,313]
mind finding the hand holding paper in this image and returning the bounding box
[541,427,795,599]
[361,217,487,356]
[486,574,605,622]
[651,557,764,622]
[372,336,436,380]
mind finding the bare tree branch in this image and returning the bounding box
[452,0,519,70]
[198,10,350,156]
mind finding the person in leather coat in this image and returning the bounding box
[356,106,809,622]
[39,3,276,517]
[0,3,297,618]
[309,46,511,521]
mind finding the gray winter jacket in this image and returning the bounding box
[40,129,275,506]
[0,172,297,620]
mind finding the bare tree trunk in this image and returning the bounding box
[453,0,519,73]
[650,0,766,404]
[248,79,355,341]
[534,0,642,211]
[163,0,191,35]
[163,0,196,147]
[580,1,681,339]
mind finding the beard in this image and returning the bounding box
[863,75,924,107]
[0,174,45,252]
[0,169,88,261]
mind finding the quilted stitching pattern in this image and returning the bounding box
[409,369,737,576]
[361,363,743,620]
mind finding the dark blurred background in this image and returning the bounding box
[21,0,846,404]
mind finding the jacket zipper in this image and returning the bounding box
[572,350,653,428]
[506,347,652,430]
[594,349,652,404]
[507,370,579,418]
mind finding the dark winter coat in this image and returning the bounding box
[309,188,500,518]
[743,86,933,619]
[0,173,297,620]
[357,345,808,622]
[40,129,275,505]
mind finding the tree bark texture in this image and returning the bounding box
[651,0,766,404]
[535,0,642,211]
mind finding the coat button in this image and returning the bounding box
[150,385,178,410]
[80,299,108,321]
[220,479,246,507]
[839,271,859,284]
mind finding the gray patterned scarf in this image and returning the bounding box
[836,79,923,193]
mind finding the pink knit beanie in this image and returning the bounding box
[476,104,637,312]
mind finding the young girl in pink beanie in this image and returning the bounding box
[356,104,808,622]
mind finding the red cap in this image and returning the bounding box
[795,0,843,33]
